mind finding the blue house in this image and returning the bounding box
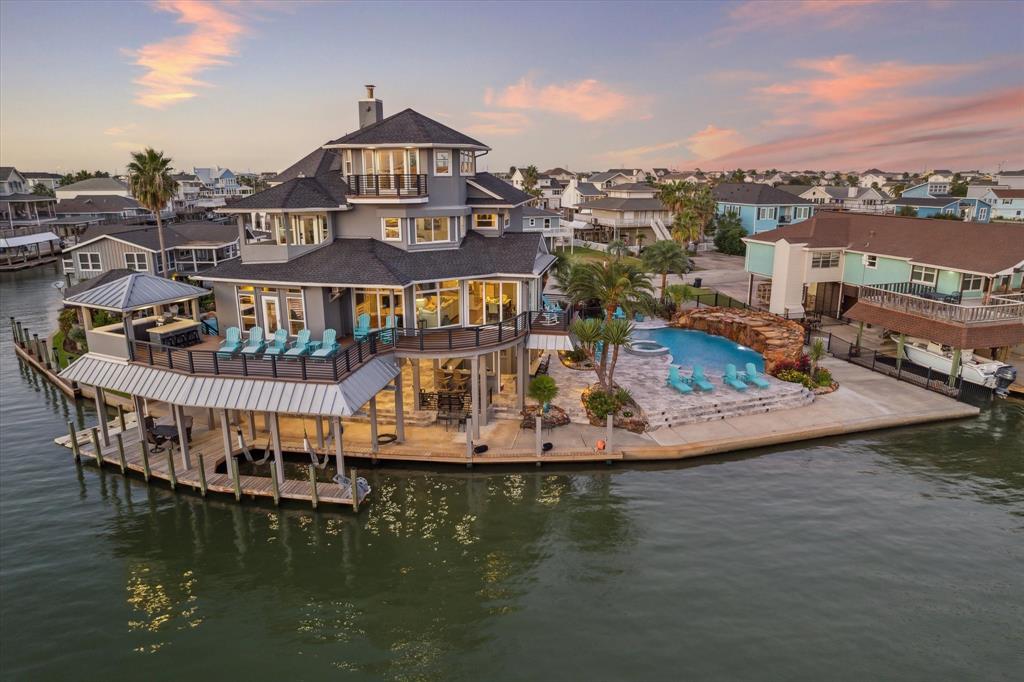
[712,183,815,234]
[890,182,991,222]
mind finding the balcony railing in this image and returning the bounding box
[858,284,1024,325]
[127,310,574,381]
[345,174,428,198]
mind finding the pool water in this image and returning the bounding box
[635,327,764,372]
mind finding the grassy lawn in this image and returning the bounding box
[554,246,643,268]
[51,330,80,369]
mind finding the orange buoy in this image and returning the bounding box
[596,439,606,451]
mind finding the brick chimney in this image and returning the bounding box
[359,84,383,129]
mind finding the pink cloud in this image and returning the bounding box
[485,76,637,122]
[687,125,746,160]
[465,111,531,136]
[713,1,885,43]
[129,1,249,109]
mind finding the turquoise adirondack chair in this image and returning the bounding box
[218,326,242,355]
[379,315,396,344]
[353,313,371,341]
[240,327,266,355]
[723,364,749,391]
[613,306,626,320]
[743,362,771,389]
[263,328,289,356]
[667,366,693,394]
[690,365,715,392]
[284,329,311,357]
[310,328,339,358]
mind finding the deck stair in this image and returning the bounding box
[645,384,814,430]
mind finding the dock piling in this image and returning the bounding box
[115,433,127,475]
[139,436,151,481]
[165,446,177,489]
[67,421,81,462]
[197,453,208,497]
[308,464,319,509]
[350,467,359,512]
[89,428,103,468]
[117,405,126,432]
[270,460,281,506]
[231,456,241,501]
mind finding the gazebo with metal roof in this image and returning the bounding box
[62,271,208,313]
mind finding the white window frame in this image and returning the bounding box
[504,213,510,228]
[977,207,988,220]
[459,150,475,176]
[473,213,498,230]
[758,206,778,221]
[811,251,840,268]
[865,255,878,269]
[381,217,402,241]
[795,206,810,219]
[911,265,937,285]
[961,273,985,292]
[433,149,451,177]
[528,218,536,227]
[77,252,101,271]
[62,256,74,273]
[124,252,148,271]
[414,216,451,244]
[343,149,353,176]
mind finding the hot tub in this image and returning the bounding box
[626,340,670,356]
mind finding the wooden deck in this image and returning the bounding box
[54,415,366,509]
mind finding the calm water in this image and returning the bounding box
[637,327,765,372]
[1,265,1023,681]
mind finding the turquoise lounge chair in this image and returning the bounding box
[240,327,266,355]
[353,313,371,341]
[690,365,715,392]
[667,366,693,394]
[263,328,288,357]
[613,306,626,320]
[310,328,338,358]
[284,329,311,357]
[218,326,242,355]
[723,364,748,391]
[743,362,771,389]
[379,315,396,344]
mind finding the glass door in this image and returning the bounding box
[261,293,282,335]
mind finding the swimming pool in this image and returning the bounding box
[634,327,764,372]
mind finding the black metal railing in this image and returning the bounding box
[870,281,962,304]
[393,311,535,352]
[345,174,428,198]
[131,331,395,383]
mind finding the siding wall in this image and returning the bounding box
[66,237,156,279]
[841,253,911,285]
[744,242,774,276]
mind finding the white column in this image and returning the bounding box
[133,394,147,443]
[411,359,421,408]
[332,416,344,476]
[270,413,284,482]
[174,404,191,470]
[470,355,481,439]
[220,409,234,478]
[369,397,379,453]
[94,386,110,446]
[479,353,489,427]
[394,369,405,443]
[517,343,527,411]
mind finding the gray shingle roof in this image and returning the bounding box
[56,195,142,214]
[223,175,348,210]
[271,146,342,183]
[523,206,561,217]
[65,269,136,297]
[587,197,667,211]
[889,197,958,207]
[63,272,208,312]
[200,231,547,286]
[57,177,129,193]
[776,185,813,196]
[607,182,655,191]
[575,182,602,196]
[712,183,813,205]
[327,109,488,148]
[73,221,238,252]
[467,172,532,205]
[22,171,62,179]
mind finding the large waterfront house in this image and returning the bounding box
[61,221,239,280]
[1,166,59,228]
[889,182,991,222]
[560,178,605,218]
[22,171,63,193]
[742,212,1024,356]
[981,188,1024,221]
[57,88,572,493]
[587,168,646,189]
[800,186,889,212]
[579,182,671,245]
[508,168,563,210]
[713,183,816,235]
[193,167,253,203]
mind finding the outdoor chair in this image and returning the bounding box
[379,315,396,344]
[353,313,371,341]
[218,326,242,355]
[690,365,715,392]
[263,328,289,357]
[310,328,339,358]
[723,364,749,391]
[613,306,627,320]
[284,329,312,357]
[742,363,771,389]
[143,416,166,453]
[240,327,266,355]
[667,366,694,394]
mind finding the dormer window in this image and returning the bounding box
[434,150,451,176]
[473,213,497,230]
[460,150,475,176]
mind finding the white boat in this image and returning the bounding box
[902,338,1014,389]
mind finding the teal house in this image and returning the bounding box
[890,182,992,222]
[712,183,815,234]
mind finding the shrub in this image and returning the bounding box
[528,375,559,409]
[564,348,588,363]
[814,368,833,387]
[584,390,619,420]
[771,354,811,376]
[58,308,77,336]
[776,369,814,388]
[613,387,633,407]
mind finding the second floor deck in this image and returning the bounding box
[858,283,1024,325]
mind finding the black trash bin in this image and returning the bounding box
[693,277,703,288]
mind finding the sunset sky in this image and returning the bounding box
[2,0,1022,175]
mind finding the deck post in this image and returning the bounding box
[517,343,527,411]
[270,413,284,483]
[315,415,325,449]
[394,370,405,444]
[470,356,481,439]
[166,446,177,489]
[606,414,614,452]
[139,435,151,481]
[308,464,319,509]
[219,409,234,483]
[115,433,127,474]
[67,421,81,462]
[231,454,241,501]
[269,460,280,506]
[90,427,104,467]
[369,397,379,454]
[411,359,421,406]
[133,395,146,443]
[207,408,216,430]
[262,412,271,430]
[197,453,208,496]
[117,404,126,432]
[350,467,359,512]
[465,418,474,462]
[247,411,256,440]
[94,387,110,446]
[332,417,345,478]
[32,333,42,360]
[855,321,865,350]
[948,348,962,388]
[173,405,191,471]
[895,333,906,372]
[479,354,489,427]
[535,415,543,455]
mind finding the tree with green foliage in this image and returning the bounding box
[31,183,55,197]
[896,205,916,217]
[713,213,747,255]
[845,174,859,187]
[522,165,542,198]
[127,148,178,277]
[569,317,634,390]
[949,181,968,197]
[641,239,689,300]
[528,375,559,412]
[607,239,630,260]
[564,259,654,322]
[665,283,695,309]
[728,168,746,182]
[59,170,111,186]
[809,338,826,378]
[931,212,964,220]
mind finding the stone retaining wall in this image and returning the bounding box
[672,307,805,373]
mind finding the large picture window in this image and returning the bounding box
[354,288,404,329]
[961,273,985,292]
[415,216,450,243]
[911,265,938,285]
[290,214,328,245]
[415,280,460,328]
[758,207,778,220]
[124,252,148,271]
[468,280,518,325]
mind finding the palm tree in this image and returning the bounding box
[603,319,633,388]
[607,239,630,260]
[641,239,689,300]
[564,259,654,322]
[127,148,178,277]
[809,338,826,378]
[570,317,609,388]
[528,375,559,413]
[664,283,695,310]
[522,165,542,198]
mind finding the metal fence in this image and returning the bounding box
[806,330,994,404]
